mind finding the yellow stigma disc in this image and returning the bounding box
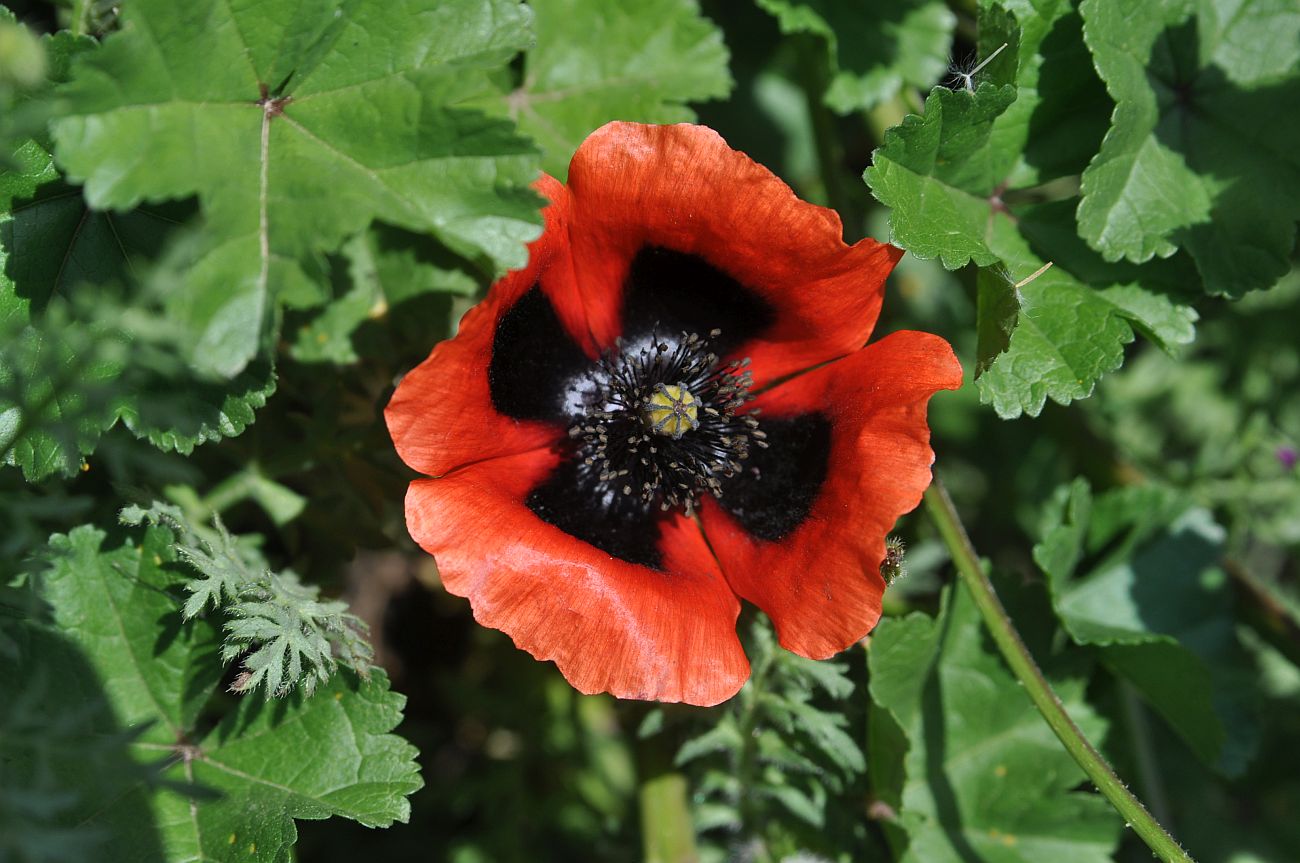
[643,383,700,439]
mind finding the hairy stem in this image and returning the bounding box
[71,0,91,36]
[923,479,1196,863]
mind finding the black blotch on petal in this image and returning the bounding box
[717,414,831,541]
[527,458,664,569]
[623,247,775,355]
[489,286,591,422]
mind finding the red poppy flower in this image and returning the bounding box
[386,122,962,706]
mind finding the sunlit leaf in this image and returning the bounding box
[1076,0,1300,295]
[52,0,545,376]
[21,521,421,861]
[757,0,955,113]
[867,81,1197,417]
[493,0,731,178]
[870,585,1122,863]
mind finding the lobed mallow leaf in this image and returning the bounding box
[492,0,732,178]
[1077,0,1300,296]
[0,614,157,863]
[0,308,127,481]
[866,83,1017,271]
[869,585,1121,863]
[1034,479,1261,776]
[1,141,276,479]
[974,266,1020,376]
[866,30,1198,418]
[51,0,545,376]
[290,226,480,365]
[978,0,1112,188]
[757,0,955,113]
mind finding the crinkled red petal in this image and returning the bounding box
[564,122,902,386]
[699,331,963,659]
[405,449,750,706]
[384,175,590,477]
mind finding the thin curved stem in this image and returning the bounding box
[923,479,1195,863]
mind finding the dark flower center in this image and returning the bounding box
[568,328,766,516]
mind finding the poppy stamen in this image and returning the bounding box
[570,327,759,516]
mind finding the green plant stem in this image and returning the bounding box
[637,735,699,863]
[923,479,1195,863]
[794,36,858,236]
[639,773,698,863]
[71,0,93,36]
[734,631,776,843]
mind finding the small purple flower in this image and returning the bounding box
[1279,445,1298,471]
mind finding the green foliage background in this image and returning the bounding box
[1,0,1297,861]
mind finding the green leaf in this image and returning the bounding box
[0,13,87,157]
[118,355,276,456]
[674,716,743,766]
[969,200,1195,418]
[865,82,1017,270]
[674,616,866,856]
[1,141,189,323]
[0,16,45,89]
[1034,479,1260,776]
[0,306,277,480]
[38,524,224,743]
[492,0,731,178]
[764,696,865,774]
[0,295,134,482]
[1,141,278,477]
[979,0,1111,187]
[28,521,421,860]
[866,78,1198,417]
[974,266,1021,375]
[1076,0,1300,296]
[51,0,545,376]
[869,586,1122,863]
[0,144,133,480]
[290,226,478,364]
[757,0,955,113]
[757,782,823,828]
[1084,271,1300,547]
[0,484,91,570]
[0,619,155,863]
[973,212,1137,418]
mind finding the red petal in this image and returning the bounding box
[699,331,963,659]
[385,175,592,477]
[405,449,750,705]
[564,122,902,386]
